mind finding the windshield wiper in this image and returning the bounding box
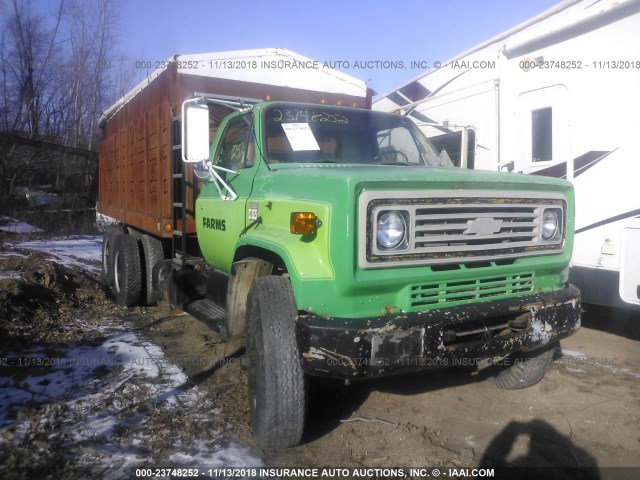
[373,161,411,166]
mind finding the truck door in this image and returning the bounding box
[196,112,256,273]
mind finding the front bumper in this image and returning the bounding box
[295,285,581,378]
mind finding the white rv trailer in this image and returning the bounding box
[374,0,640,309]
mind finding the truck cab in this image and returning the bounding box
[177,98,580,449]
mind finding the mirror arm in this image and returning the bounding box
[202,161,238,201]
[209,163,238,175]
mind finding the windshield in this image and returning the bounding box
[263,104,451,167]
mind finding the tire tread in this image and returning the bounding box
[494,343,556,390]
[113,234,142,307]
[101,226,121,286]
[140,234,164,306]
[247,275,305,449]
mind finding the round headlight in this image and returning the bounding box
[377,212,406,249]
[542,209,560,240]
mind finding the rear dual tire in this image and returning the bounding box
[139,234,164,306]
[103,230,165,307]
[112,234,142,307]
[101,226,122,286]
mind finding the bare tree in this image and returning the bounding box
[0,0,131,209]
[0,0,127,147]
[1,0,64,136]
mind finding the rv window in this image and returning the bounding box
[532,107,552,162]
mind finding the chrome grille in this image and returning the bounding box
[414,203,539,251]
[358,190,566,269]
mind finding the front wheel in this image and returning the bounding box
[246,276,306,449]
[493,342,557,390]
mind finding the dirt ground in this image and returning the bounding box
[1,235,639,479]
[139,301,640,474]
[0,243,257,479]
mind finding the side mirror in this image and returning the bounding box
[181,101,210,163]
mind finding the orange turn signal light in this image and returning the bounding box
[290,212,319,235]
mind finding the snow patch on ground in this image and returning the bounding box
[0,236,264,475]
[7,235,103,273]
[0,320,263,473]
[0,216,44,234]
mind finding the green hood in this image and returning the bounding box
[254,163,572,201]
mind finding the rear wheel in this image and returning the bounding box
[493,342,557,390]
[101,226,121,286]
[246,276,305,449]
[140,234,164,306]
[113,234,142,307]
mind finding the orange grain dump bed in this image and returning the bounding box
[98,49,371,238]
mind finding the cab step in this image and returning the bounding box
[183,298,227,335]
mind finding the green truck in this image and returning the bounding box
[98,51,580,450]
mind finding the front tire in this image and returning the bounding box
[246,276,305,449]
[493,342,557,390]
[113,234,142,307]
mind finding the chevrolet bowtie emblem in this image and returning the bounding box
[464,218,503,235]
